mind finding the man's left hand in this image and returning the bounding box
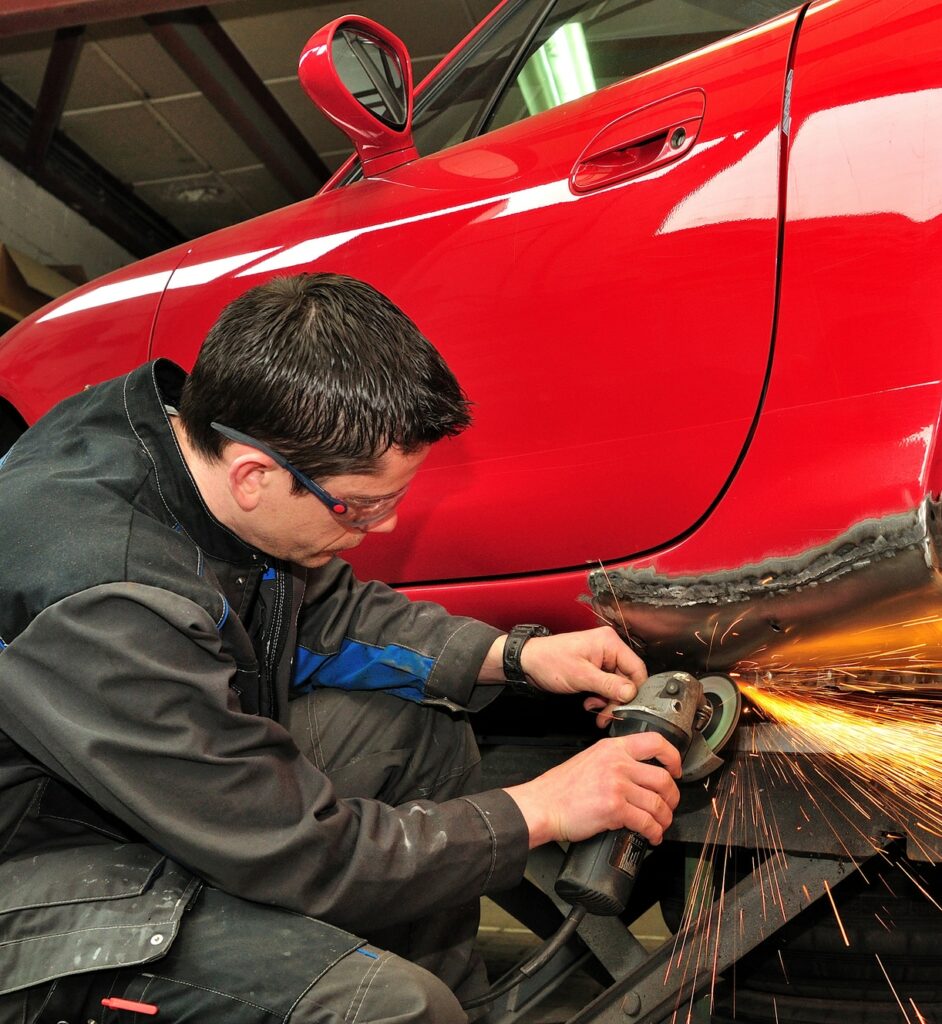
[516,626,646,706]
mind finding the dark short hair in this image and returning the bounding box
[178,273,472,486]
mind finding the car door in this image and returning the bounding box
[150,0,803,586]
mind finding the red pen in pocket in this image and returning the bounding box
[101,996,159,1015]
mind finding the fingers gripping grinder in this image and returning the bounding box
[555,671,741,916]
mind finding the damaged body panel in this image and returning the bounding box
[590,499,942,690]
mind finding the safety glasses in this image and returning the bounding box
[210,422,409,528]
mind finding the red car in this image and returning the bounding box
[1,0,940,1019]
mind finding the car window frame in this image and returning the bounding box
[330,0,799,190]
[461,0,557,140]
[333,0,553,189]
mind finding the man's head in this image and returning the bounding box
[176,273,471,565]
[179,272,471,482]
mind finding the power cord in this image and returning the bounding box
[460,905,587,1010]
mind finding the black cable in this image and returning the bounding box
[460,905,587,1010]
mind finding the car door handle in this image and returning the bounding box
[570,89,705,193]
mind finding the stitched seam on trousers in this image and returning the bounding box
[343,952,383,1023]
[461,797,498,889]
[0,778,48,857]
[139,977,157,1011]
[145,973,274,1013]
[349,954,388,1024]
[285,945,367,1021]
[411,759,481,800]
[307,694,326,771]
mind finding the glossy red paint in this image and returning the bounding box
[610,0,942,575]
[148,8,798,587]
[0,0,939,640]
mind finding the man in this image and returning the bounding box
[0,274,680,1023]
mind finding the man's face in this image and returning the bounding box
[246,445,430,568]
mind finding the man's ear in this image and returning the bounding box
[227,452,276,512]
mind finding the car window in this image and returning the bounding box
[410,0,548,157]
[484,0,801,134]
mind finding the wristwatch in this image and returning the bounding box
[502,623,552,688]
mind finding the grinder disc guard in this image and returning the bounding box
[698,673,742,753]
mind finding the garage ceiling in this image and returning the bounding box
[0,0,496,256]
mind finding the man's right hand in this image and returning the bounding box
[503,733,682,849]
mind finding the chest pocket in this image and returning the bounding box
[0,842,200,995]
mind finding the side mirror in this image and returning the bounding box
[299,17,418,177]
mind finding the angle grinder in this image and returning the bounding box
[555,670,741,916]
[461,671,741,1011]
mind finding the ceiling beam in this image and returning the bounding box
[146,6,329,201]
[0,0,237,37]
[25,24,84,173]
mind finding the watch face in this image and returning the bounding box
[515,624,550,638]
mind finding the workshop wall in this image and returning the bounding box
[0,154,132,281]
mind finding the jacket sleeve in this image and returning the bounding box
[294,558,505,711]
[0,582,529,934]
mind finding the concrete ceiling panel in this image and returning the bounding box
[0,31,54,106]
[216,0,330,82]
[0,1,241,37]
[218,0,477,81]
[64,39,138,108]
[152,93,258,171]
[266,78,348,154]
[220,163,294,213]
[134,169,253,236]
[374,0,477,60]
[89,20,195,99]
[61,102,204,181]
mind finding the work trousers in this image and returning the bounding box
[0,689,485,1024]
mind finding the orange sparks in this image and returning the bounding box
[876,953,914,1024]
[823,879,850,946]
[739,682,942,858]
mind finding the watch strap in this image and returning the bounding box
[502,623,551,685]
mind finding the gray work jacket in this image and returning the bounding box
[0,361,529,994]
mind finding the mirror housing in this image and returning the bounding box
[299,17,419,177]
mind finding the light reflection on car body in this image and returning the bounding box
[0,0,940,691]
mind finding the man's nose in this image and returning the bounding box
[365,512,398,534]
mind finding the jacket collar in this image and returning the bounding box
[123,359,265,566]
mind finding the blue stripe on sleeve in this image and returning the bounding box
[215,597,230,631]
[0,638,6,651]
[292,638,434,704]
